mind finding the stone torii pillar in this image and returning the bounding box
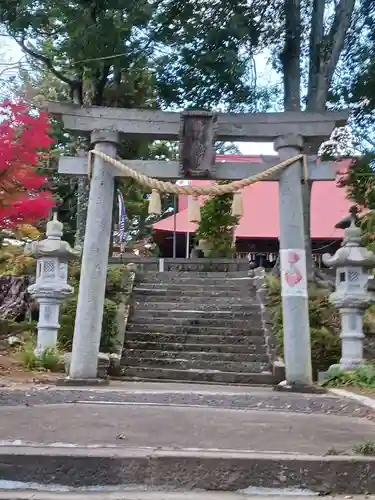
[68,130,119,382]
[275,134,313,389]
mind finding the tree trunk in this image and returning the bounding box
[304,0,355,281]
[0,276,35,320]
[281,0,301,111]
[307,0,356,113]
[272,0,301,277]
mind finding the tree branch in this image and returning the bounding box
[325,0,356,83]
[16,39,75,87]
[307,0,355,111]
[92,64,111,105]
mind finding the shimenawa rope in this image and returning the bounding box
[88,150,304,222]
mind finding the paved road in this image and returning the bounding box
[0,402,374,455]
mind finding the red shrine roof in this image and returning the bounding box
[153,155,354,240]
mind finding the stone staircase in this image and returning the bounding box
[121,271,279,385]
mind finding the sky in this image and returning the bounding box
[0,35,277,155]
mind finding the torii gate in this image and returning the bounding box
[47,102,348,388]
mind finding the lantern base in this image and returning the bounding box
[56,377,110,387]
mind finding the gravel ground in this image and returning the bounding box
[0,388,373,418]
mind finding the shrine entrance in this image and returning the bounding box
[49,102,348,388]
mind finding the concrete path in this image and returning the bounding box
[1,383,375,493]
[0,402,374,455]
[0,382,269,393]
[1,493,375,500]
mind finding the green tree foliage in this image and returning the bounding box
[0,0,154,106]
[153,0,360,275]
[330,3,375,253]
[152,0,279,110]
[338,152,375,254]
[335,1,375,147]
[0,0,157,123]
[1,0,366,264]
[196,183,239,258]
[0,0,159,246]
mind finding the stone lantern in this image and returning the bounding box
[322,206,375,370]
[25,209,81,355]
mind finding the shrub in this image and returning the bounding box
[0,245,36,276]
[59,296,119,352]
[364,304,375,335]
[58,296,77,350]
[196,184,239,258]
[68,260,81,281]
[322,362,375,388]
[17,342,61,372]
[18,342,39,370]
[58,263,129,352]
[39,348,61,371]
[105,265,129,304]
[266,275,341,376]
[0,319,36,337]
[100,298,119,352]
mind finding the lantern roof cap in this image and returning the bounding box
[46,208,63,240]
[24,210,81,261]
[323,207,375,268]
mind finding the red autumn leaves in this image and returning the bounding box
[0,99,54,229]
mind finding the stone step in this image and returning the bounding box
[134,283,256,292]
[129,316,262,328]
[133,295,257,305]
[138,277,255,286]
[138,271,251,278]
[125,332,266,345]
[126,323,264,335]
[132,307,261,316]
[133,303,260,313]
[132,288,256,299]
[124,356,269,373]
[122,366,276,385]
[124,349,270,363]
[124,341,267,354]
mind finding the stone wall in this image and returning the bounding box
[251,267,285,379]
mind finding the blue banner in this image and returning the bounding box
[117,189,126,245]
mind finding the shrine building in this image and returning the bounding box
[152,155,353,267]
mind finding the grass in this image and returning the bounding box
[324,442,375,456]
[17,341,62,372]
[322,363,375,388]
[353,441,375,456]
[324,447,346,456]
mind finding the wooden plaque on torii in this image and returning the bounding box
[179,110,218,179]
